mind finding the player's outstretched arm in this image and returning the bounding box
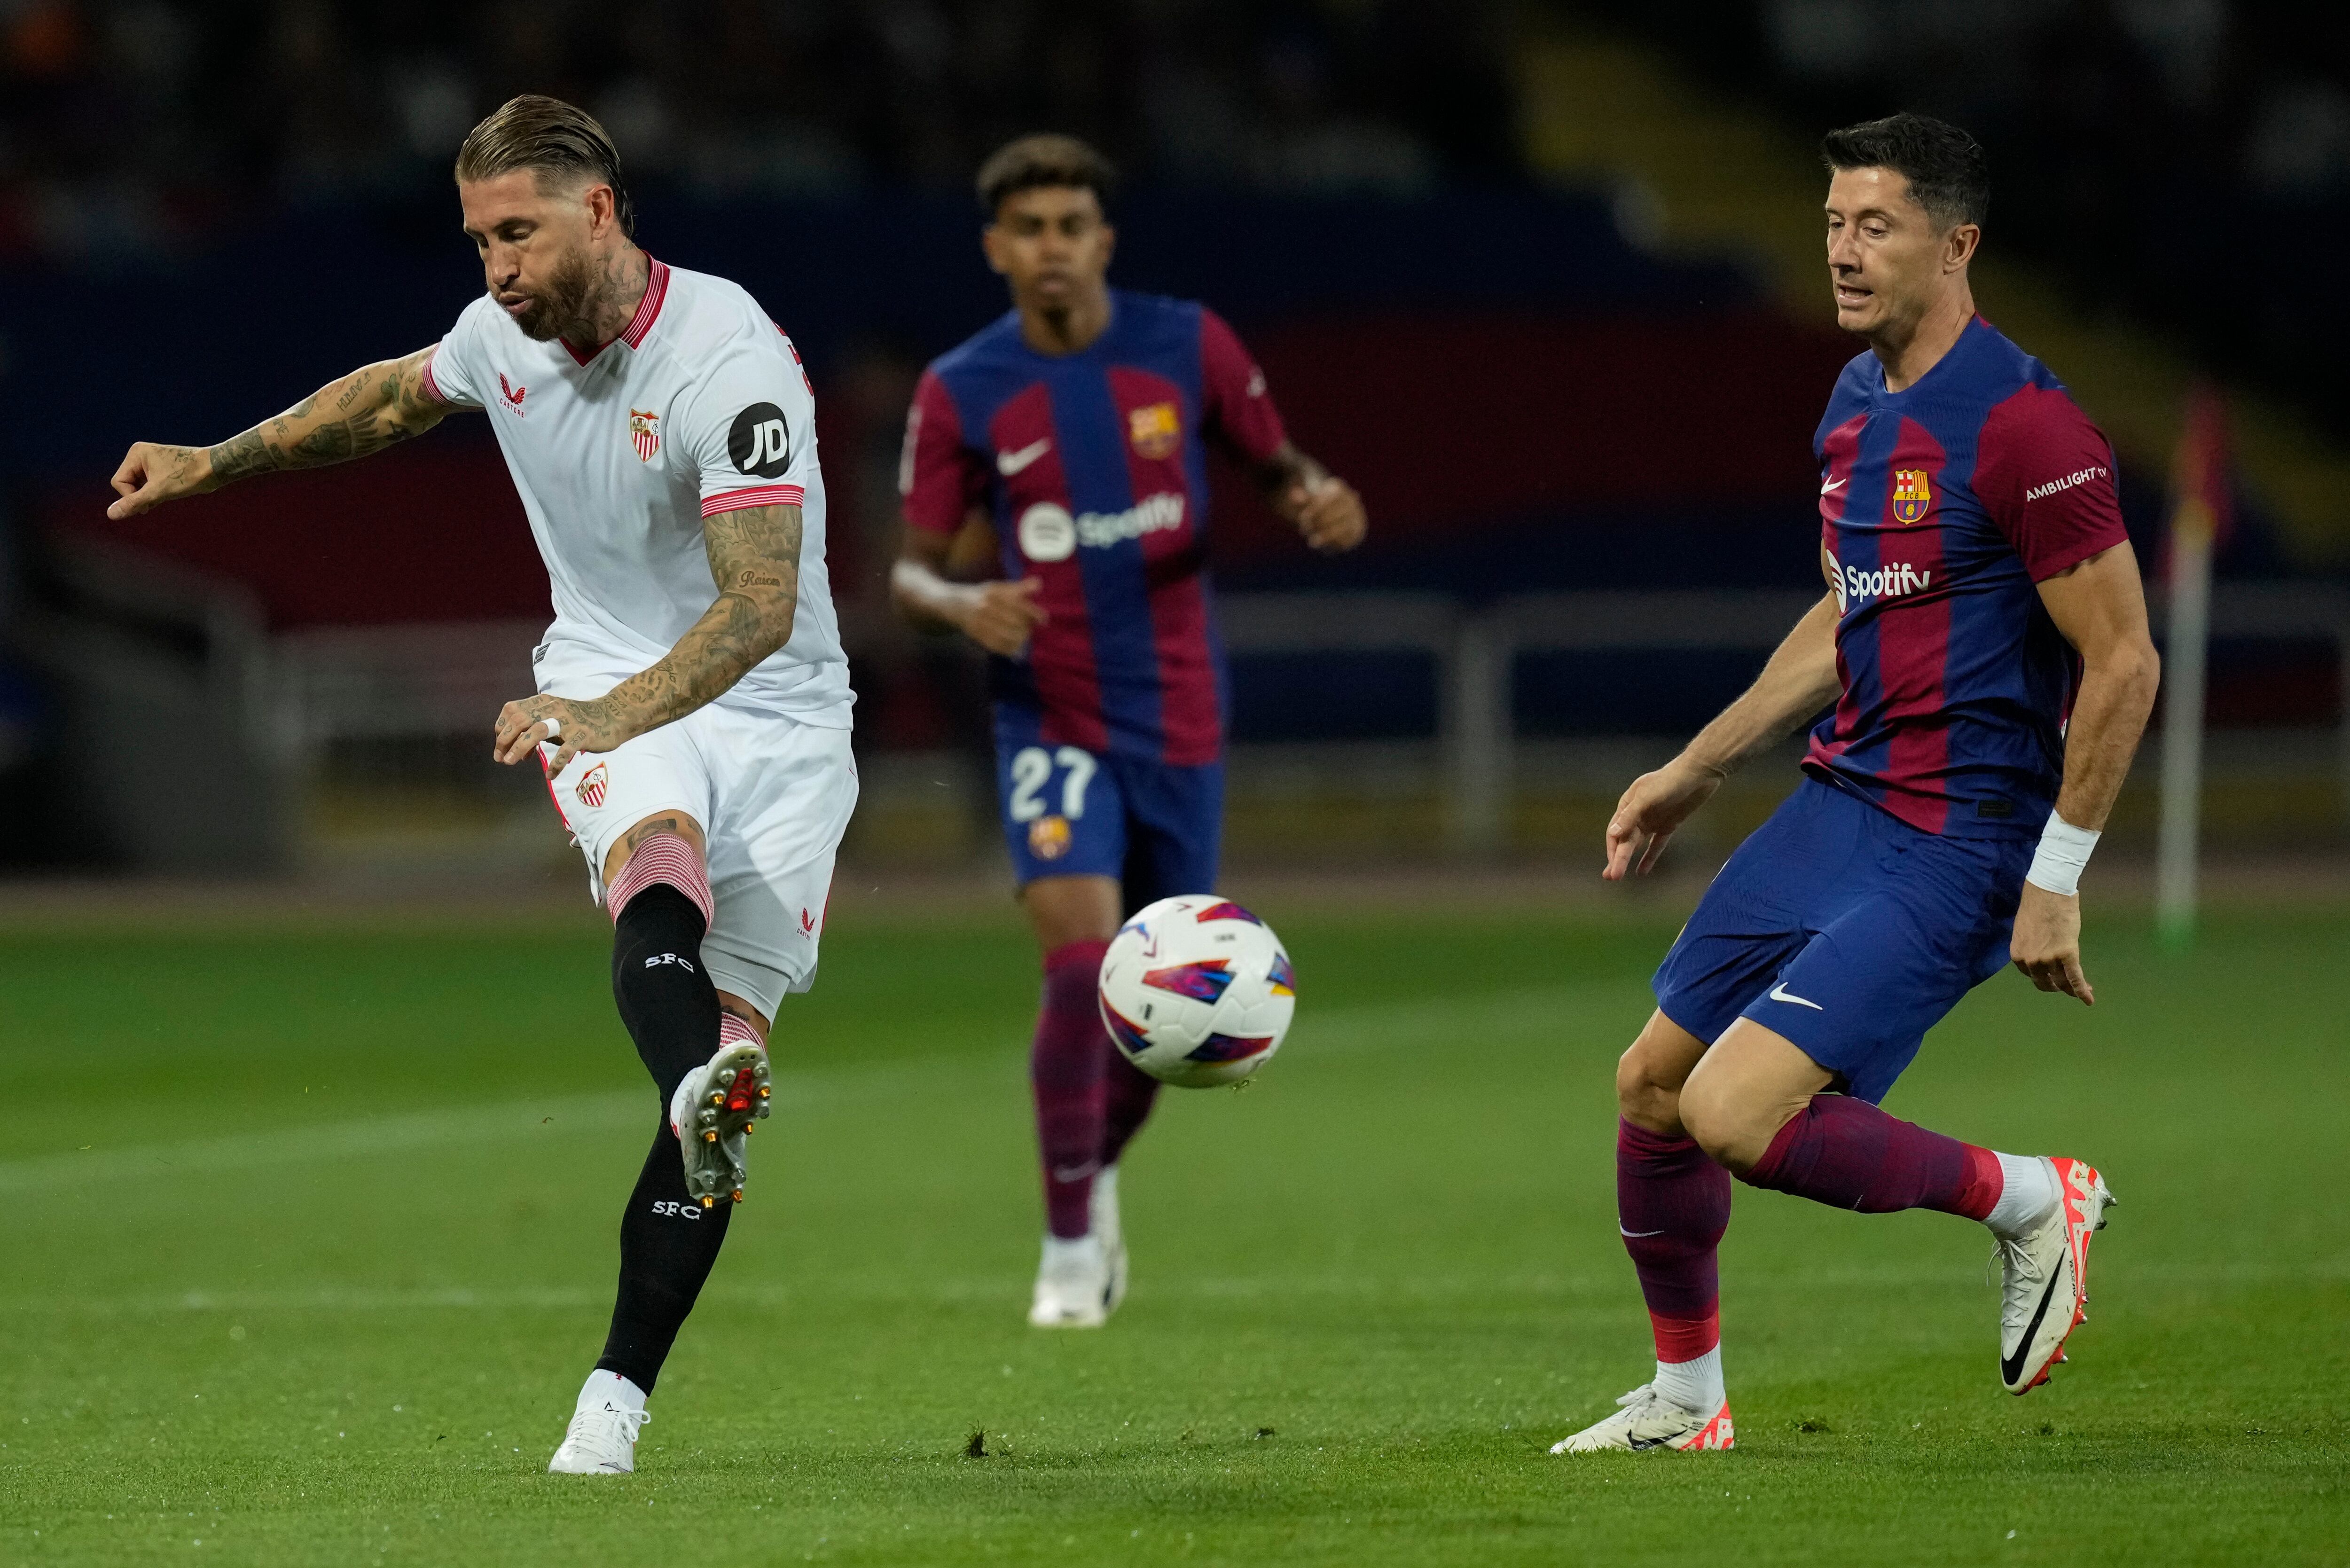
[1253,442,1366,554]
[2010,541,2160,1005]
[107,347,451,519]
[494,504,803,772]
[889,520,1047,657]
[1604,592,1842,880]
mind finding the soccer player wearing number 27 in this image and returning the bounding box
[1553,115,2161,1455]
[892,137,1367,1328]
[106,97,858,1476]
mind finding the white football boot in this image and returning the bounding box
[548,1400,651,1474]
[668,1039,773,1208]
[1995,1155,2114,1395]
[1091,1163,1129,1316]
[1550,1385,1735,1453]
[1027,1233,1113,1328]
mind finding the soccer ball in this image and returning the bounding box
[1097,895,1297,1088]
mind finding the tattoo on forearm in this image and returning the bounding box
[573,505,804,738]
[202,348,447,486]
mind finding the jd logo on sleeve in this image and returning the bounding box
[729,403,791,477]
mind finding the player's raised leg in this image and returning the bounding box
[1552,1010,1736,1454]
[1682,1018,2112,1396]
[550,811,770,1474]
[1022,871,1124,1328]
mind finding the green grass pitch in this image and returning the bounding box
[0,898,2343,1565]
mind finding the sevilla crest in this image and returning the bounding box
[629,408,660,462]
[1891,469,1933,524]
[575,762,609,808]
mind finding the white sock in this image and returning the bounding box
[578,1369,647,1413]
[1651,1346,1724,1415]
[1040,1233,1098,1269]
[1984,1152,2060,1240]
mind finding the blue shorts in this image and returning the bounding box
[1652,777,2030,1104]
[993,707,1223,914]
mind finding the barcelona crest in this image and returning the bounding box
[629,408,660,463]
[1891,468,1932,524]
[1128,401,1181,460]
[1027,814,1072,861]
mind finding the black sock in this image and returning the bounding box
[596,1119,733,1393]
[610,883,723,1101]
[596,882,729,1395]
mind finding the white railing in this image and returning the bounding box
[267,584,2350,853]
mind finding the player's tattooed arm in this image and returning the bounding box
[108,347,453,518]
[494,505,804,772]
[1252,441,1367,554]
[889,515,1046,656]
[1603,592,1843,879]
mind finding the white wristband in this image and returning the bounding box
[2024,812,2099,897]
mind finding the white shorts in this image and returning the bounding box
[538,702,858,1021]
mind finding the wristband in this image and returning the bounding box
[2024,812,2099,897]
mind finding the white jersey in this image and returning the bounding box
[422,258,852,728]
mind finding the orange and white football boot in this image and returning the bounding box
[1995,1155,2114,1395]
[1550,1386,1734,1453]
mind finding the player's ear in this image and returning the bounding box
[980,221,1011,277]
[1097,221,1115,269]
[1945,222,1980,272]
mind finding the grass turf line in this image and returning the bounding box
[0,908,2342,1565]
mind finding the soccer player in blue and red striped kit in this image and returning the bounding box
[1554,114,2162,1452]
[891,135,1367,1326]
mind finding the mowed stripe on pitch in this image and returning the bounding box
[0,988,1605,1195]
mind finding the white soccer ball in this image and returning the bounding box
[1097,895,1297,1088]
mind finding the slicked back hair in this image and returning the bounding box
[455,94,635,237]
[976,134,1118,220]
[1821,112,1988,232]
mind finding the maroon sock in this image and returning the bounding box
[1743,1094,2002,1218]
[1031,940,1112,1239]
[1098,1048,1161,1171]
[1618,1119,1732,1362]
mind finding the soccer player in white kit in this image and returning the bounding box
[105,96,855,1476]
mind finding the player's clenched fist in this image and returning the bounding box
[1603,757,1727,881]
[961,577,1049,658]
[495,694,628,775]
[108,442,216,519]
[1284,474,1367,554]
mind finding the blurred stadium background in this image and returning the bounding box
[0,0,2346,900]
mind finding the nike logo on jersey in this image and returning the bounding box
[1820,477,1845,494]
[1618,1226,1666,1238]
[997,439,1052,476]
[1767,981,1823,1011]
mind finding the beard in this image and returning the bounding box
[508,246,597,343]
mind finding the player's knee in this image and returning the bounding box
[1614,1044,1682,1131]
[1677,1081,1779,1176]
[606,828,712,929]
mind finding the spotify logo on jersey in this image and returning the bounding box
[729,402,791,478]
[1018,502,1076,562]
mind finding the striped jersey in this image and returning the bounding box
[1804,315,2130,838]
[423,258,852,728]
[900,290,1287,765]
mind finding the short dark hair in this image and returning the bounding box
[975,133,1117,219]
[1821,112,1988,231]
[455,94,635,238]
